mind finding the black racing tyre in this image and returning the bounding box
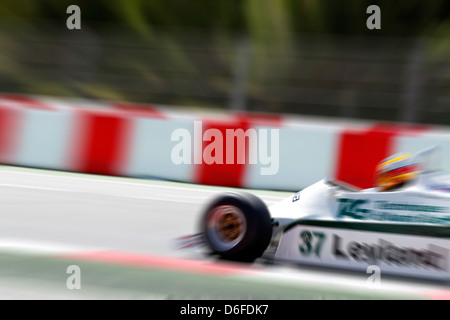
[201,192,273,262]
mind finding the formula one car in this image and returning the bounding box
[198,146,450,281]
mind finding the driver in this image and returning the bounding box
[374,153,421,191]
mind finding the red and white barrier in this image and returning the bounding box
[0,93,448,191]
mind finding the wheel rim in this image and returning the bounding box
[206,205,247,252]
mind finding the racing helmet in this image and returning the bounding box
[374,153,420,191]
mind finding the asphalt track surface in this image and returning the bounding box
[0,165,449,300]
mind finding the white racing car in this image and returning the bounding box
[197,146,450,281]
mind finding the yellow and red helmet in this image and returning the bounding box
[375,153,420,191]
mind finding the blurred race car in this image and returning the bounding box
[198,146,450,281]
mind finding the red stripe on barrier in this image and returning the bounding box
[234,112,283,127]
[113,102,166,119]
[194,118,248,188]
[335,123,428,189]
[194,114,282,188]
[0,106,22,163]
[70,111,131,176]
[0,94,55,111]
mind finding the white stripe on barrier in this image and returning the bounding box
[394,130,450,173]
[244,124,340,190]
[126,118,195,182]
[16,109,73,170]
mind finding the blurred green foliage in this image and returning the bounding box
[0,0,447,36]
[0,0,448,123]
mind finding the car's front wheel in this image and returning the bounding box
[201,192,273,262]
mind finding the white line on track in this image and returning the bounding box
[0,238,102,255]
[0,166,289,205]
